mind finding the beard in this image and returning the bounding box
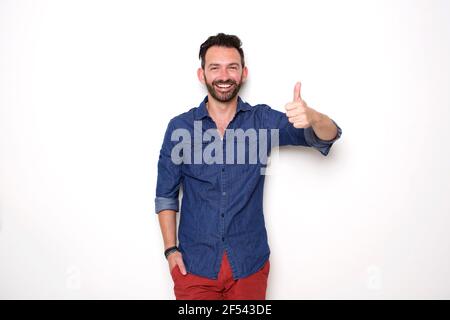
[204,75,243,103]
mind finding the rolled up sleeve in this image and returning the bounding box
[155,119,182,214]
[304,119,342,156]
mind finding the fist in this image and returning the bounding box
[285,82,317,128]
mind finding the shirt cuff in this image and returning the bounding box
[155,196,179,214]
[304,119,342,156]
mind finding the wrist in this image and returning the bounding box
[311,110,323,127]
[164,246,180,259]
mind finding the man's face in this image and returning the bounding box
[198,46,248,103]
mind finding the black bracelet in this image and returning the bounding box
[164,246,179,259]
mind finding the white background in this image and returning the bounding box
[1,0,450,299]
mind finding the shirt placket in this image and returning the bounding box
[219,126,228,247]
[218,111,240,248]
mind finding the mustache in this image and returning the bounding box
[213,80,237,86]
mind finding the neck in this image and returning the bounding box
[206,95,238,122]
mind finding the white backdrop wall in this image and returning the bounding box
[1,0,450,299]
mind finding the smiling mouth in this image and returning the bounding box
[215,83,234,91]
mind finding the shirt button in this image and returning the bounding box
[222,237,225,242]
[222,192,226,196]
[221,213,224,218]
[221,168,225,172]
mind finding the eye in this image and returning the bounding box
[210,67,218,71]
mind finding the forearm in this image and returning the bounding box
[311,112,338,141]
[158,209,177,250]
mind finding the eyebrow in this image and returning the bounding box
[208,63,240,68]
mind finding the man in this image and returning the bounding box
[155,33,342,300]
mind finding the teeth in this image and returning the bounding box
[217,84,232,88]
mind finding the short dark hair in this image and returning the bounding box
[199,33,245,69]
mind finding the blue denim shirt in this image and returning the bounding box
[155,96,342,280]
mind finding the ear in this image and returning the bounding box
[241,66,249,83]
[197,67,205,84]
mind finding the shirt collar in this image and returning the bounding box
[194,96,252,120]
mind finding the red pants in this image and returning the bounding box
[170,251,270,300]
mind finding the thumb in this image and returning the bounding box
[293,81,302,102]
[178,260,187,276]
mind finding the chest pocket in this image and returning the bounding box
[183,140,221,179]
[229,134,260,166]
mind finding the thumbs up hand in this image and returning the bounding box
[285,82,318,129]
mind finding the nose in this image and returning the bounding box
[217,67,231,80]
